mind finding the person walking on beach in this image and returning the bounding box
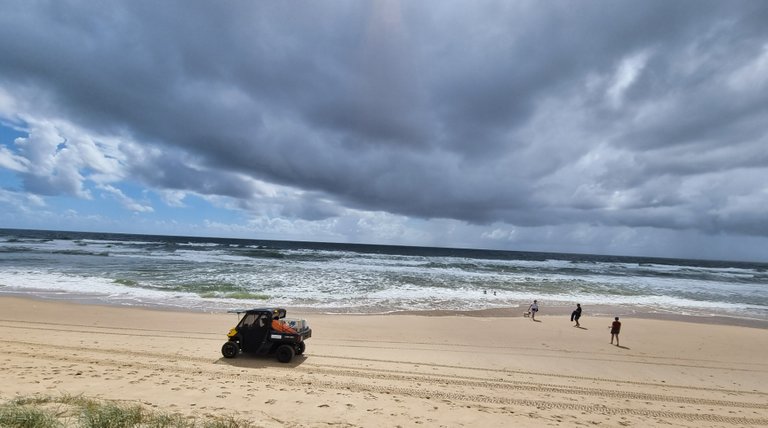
[610,317,621,345]
[528,300,539,321]
[571,303,582,327]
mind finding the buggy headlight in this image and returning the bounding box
[227,328,238,337]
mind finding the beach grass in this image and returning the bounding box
[0,403,59,428]
[0,394,253,428]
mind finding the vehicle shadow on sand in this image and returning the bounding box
[214,354,309,369]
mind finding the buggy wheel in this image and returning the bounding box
[221,341,239,358]
[296,341,306,355]
[276,345,295,363]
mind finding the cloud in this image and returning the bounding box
[0,187,46,209]
[0,144,29,172]
[1,1,768,259]
[97,184,153,213]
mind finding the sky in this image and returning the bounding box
[1,1,768,262]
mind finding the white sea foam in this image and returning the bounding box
[1,230,767,319]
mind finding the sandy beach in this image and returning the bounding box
[1,297,767,427]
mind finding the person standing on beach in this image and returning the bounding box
[571,303,582,327]
[528,300,539,321]
[610,317,621,345]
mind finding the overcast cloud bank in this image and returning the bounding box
[1,1,768,261]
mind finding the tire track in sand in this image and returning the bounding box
[3,319,766,396]
[3,339,768,426]
[3,338,767,407]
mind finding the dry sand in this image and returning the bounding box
[1,296,767,427]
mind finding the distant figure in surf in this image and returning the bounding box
[571,303,582,327]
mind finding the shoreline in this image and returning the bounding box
[388,306,768,329]
[3,291,767,329]
[2,295,768,427]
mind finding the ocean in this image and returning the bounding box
[1,228,766,321]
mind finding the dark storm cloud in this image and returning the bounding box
[125,147,260,200]
[1,0,768,236]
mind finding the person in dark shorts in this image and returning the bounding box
[528,300,539,321]
[610,317,621,345]
[571,303,582,327]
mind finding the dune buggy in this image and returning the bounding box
[221,308,312,363]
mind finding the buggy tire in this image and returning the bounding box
[221,341,239,358]
[276,345,295,363]
[296,341,306,355]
